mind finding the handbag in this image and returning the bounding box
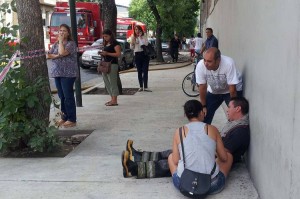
[97,56,112,74]
[178,127,216,199]
[141,44,156,57]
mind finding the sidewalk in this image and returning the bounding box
[0,62,259,199]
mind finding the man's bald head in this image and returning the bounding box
[203,47,221,71]
[205,47,221,60]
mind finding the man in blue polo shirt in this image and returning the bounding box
[200,28,218,54]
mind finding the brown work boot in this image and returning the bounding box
[126,139,142,162]
[121,150,138,178]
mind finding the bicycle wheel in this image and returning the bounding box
[182,72,199,97]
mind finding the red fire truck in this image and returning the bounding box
[49,2,147,51]
[116,18,147,40]
[48,2,103,51]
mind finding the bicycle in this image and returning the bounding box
[182,52,202,97]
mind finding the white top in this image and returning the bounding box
[194,37,203,50]
[177,122,219,179]
[195,55,243,94]
[130,34,148,53]
[188,38,195,50]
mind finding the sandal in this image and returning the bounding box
[62,121,76,128]
[55,119,66,126]
[105,101,112,106]
[106,102,118,106]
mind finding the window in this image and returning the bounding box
[50,13,87,28]
[117,24,130,31]
[51,13,71,27]
[77,14,86,28]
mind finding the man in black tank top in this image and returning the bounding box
[122,97,250,178]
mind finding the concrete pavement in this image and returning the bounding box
[0,60,259,199]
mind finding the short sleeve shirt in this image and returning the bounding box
[103,40,120,64]
[49,41,78,78]
[195,55,243,94]
[205,35,218,49]
[188,38,195,49]
[194,37,203,50]
[222,125,250,163]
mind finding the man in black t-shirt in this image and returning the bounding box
[217,96,250,176]
[222,126,250,164]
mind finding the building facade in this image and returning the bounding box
[0,0,55,44]
[200,1,300,199]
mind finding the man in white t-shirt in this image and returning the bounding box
[194,32,203,55]
[195,47,243,124]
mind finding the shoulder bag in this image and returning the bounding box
[178,126,216,198]
[141,44,156,57]
[97,56,112,74]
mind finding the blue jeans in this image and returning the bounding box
[135,51,150,88]
[208,171,226,195]
[172,171,225,194]
[172,172,181,190]
[204,91,243,124]
[54,77,76,123]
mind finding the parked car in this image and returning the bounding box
[81,39,134,71]
[162,42,169,52]
[148,38,168,55]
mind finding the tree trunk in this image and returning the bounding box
[102,0,122,94]
[15,0,51,123]
[102,0,117,33]
[147,0,164,62]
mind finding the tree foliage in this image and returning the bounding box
[0,0,19,62]
[129,0,200,39]
[129,0,156,31]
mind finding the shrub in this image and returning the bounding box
[0,67,61,153]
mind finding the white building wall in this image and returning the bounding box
[203,1,300,198]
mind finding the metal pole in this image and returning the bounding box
[69,0,82,107]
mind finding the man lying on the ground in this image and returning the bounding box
[121,96,250,178]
